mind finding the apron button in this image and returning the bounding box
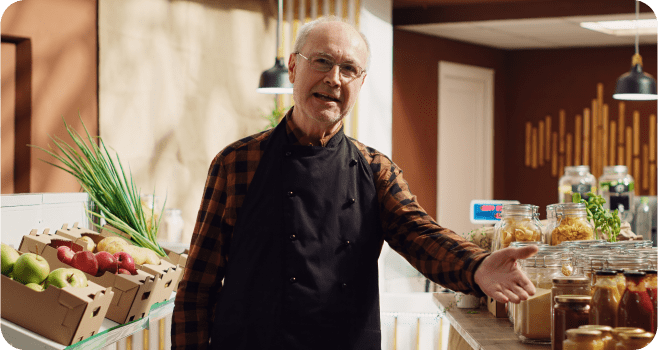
[341,283,348,289]
[349,198,356,204]
[287,191,295,197]
[289,234,297,241]
[290,277,297,283]
[344,240,350,245]
[349,159,357,166]
[285,151,292,157]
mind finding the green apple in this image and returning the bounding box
[1,243,20,276]
[25,283,44,292]
[44,268,87,289]
[13,253,50,285]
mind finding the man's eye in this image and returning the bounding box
[313,58,333,66]
[341,64,359,75]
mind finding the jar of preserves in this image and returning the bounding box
[640,269,657,332]
[559,165,597,203]
[563,329,604,350]
[553,295,592,350]
[579,325,614,350]
[614,331,655,350]
[552,277,592,339]
[590,270,621,328]
[598,165,635,224]
[493,204,543,251]
[550,203,595,245]
[514,250,561,344]
[617,271,654,332]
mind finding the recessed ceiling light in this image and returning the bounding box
[580,19,657,36]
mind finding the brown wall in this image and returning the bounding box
[392,29,509,218]
[1,0,98,194]
[393,29,657,220]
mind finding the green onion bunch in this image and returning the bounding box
[572,192,622,242]
[31,117,167,257]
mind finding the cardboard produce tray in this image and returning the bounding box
[1,252,114,346]
[19,229,161,324]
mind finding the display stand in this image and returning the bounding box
[1,294,175,350]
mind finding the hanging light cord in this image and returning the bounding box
[635,0,639,56]
[276,0,283,59]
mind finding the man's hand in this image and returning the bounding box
[474,245,539,304]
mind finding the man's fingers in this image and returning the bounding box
[491,291,509,304]
[503,289,521,304]
[511,245,539,260]
[510,284,530,302]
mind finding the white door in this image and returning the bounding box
[437,61,494,237]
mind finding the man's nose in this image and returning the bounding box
[323,65,342,86]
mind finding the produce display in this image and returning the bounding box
[1,243,89,292]
[55,239,140,276]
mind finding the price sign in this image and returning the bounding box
[470,199,520,224]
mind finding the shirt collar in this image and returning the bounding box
[284,107,344,147]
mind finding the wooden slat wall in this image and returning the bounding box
[523,83,657,195]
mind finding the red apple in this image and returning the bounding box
[70,251,98,276]
[57,246,75,265]
[114,252,136,275]
[118,268,132,275]
[95,251,118,276]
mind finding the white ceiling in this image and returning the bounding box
[397,13,658,50]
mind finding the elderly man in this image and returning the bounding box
[172,16,538,350]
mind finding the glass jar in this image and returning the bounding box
[590,270,622,328]
[607,256,650,295]
[579,325,614,350]
[550,203,595,245]
[615,331,655,350]
[160,208,184,243]
[617,271,654,332]
[493,204,543,251]
[563,329,604,350]
[553,295,592,350]
[559,165,597,203]
[552,277,592,341]
[514,251,561,344]
[598,166,635,224]
[640,269,657,333]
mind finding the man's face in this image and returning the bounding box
[288,22,368,126]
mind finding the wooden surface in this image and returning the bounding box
[433,293,550,350]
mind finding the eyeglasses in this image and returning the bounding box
[295,52,365,81]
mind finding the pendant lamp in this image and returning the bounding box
[612,0,657,101]
[257,0,293,94]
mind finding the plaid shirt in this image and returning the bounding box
[171,109,490,349]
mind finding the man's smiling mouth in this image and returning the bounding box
[313,92,340,102]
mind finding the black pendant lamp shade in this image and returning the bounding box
[257,57,293,94]
[613,54,658,100]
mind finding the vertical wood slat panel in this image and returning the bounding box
[539,121,545,166]
[626,127,633,175]
[591,99,598,177]
[597,83,604,176]
[525,122,532,167]
[602,104,609,169]
[634,158,641,195]
[545,115,552,161]
[633,111,640,156]
[610,121,617,166]
[532,127,538,169]
[559,109,565,153]
[650,114,656,162]
[575,115,582,165]
[566,133,573,167]
[642,144,649,190]
[617,102,626,164]
[552,131,558,177]
[583,109,590,166]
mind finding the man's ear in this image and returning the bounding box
[288,54,296,83]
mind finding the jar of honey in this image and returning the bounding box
[614,331,655,350]
[553,295,592,350]
[579,325,614,350]
[563,329,604,350]
[590,270,621,328]
[617,271,654,332]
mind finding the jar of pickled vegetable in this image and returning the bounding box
[553,295,592,350]
[617,271,654,332]
[590,270,621,328]
[493,204,543,251]
[579,325,614,350]
[563,329,604,350]
[640,269,657,332]
[550,203,594,245]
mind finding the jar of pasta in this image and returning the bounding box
[553,295,592,350]
[559,165,597,204]
[550,203,595,245]
[493,204,543,251]
[563,329,604,350]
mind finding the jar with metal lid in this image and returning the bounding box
[563,329,604,350]
[598,166,635,224]
[514,251,562,344]
[579,325,614,350]
[550,203,595,245]
[607,256,650,295]
[618,271,654,332]
[610,328,645,350]
[590,270,621,328]
[552,277,592,340]
[614,331,655,350]
[553,295,592,350]
[639,269,657,333]
[493,204,543,251]
[559,165,597,204]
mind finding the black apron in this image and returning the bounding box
[209,117,383,350]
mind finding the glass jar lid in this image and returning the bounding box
[510,241,546,248]
[618,332,655,341]
[501,204,536,216]
[602,165,628,175]
[565,329,602,339]
[579,325,613,333]
[595,269,618,276]
[622,270,647,277]
[553,276,590,284]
